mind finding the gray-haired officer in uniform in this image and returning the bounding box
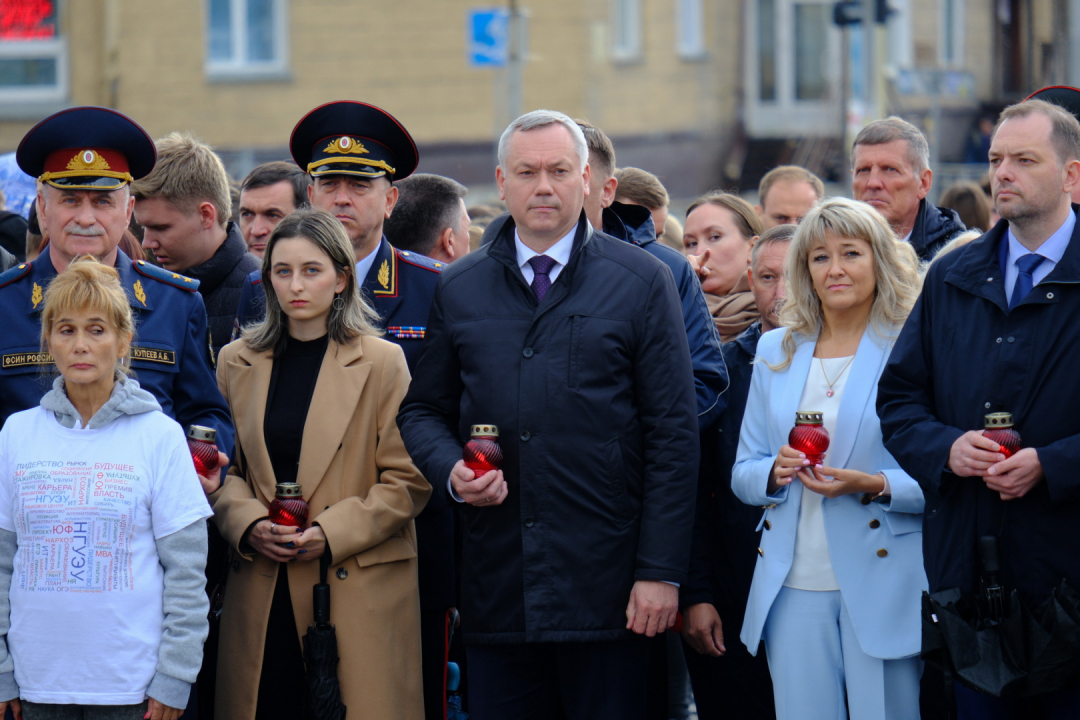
[235,100,452,720]
[0,107,233,716]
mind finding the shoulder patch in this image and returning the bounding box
[133,260,201,291]
[395,248,444,273]
[246,269,261,286]
[0,261,32,290]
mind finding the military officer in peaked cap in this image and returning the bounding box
[0,106,234,478]
[235,100,452,720]
[234,100,444,369]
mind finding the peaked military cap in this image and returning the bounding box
[290,101,418,182]
[1025,86,1080,121]
[17,106,156,191]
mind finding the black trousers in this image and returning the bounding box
[466,635,650,720]
[420,608,451,720]
[682,633,775,720]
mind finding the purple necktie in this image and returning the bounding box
[528,255,557,301]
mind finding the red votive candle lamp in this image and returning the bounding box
[788,411,830,465]
[983,412,1022,459]
[464,424,503,477]
[269,482,309,528]
[187,425,220,477]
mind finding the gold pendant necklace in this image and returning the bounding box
[820,356,855,398]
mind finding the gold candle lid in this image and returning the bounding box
[470,424,499,438]
[795,411,824,425]
[274,481,304,498]
[985,412,1014,429]
[186,424,217,442]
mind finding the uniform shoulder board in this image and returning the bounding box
[395,248,444,273]
[0,261,32,290]
[133,260,201,291]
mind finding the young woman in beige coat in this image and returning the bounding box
[212,209,430,720]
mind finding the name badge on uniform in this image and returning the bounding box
[131,346,177,364]
[2,351,53,368]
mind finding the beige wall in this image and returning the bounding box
[0,0,740,156]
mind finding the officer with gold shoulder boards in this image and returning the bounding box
[234,101,443,369]
[234,100,450,720]
[0,106,234,474]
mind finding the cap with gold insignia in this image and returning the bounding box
[290,101,418,182]
[16,106,156,191]
[1025,86,1080,120]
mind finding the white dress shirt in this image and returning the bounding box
[1004,211,1074,305]
[355,240,381,287]
[514,227,576,285]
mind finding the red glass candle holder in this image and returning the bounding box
[983,412,1022,459]
[187,425,220,477]
[788,411,830,465]
[268,482,309,528]
[464,424,502,477]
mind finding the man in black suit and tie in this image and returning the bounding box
[397,109,699,720]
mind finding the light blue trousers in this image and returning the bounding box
[762,587,921,720]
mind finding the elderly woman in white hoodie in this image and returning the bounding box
[0,257,212,720]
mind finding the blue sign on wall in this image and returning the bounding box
[468,8,509,67]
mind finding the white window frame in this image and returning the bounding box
[938,0,965,67]
[205,0,289,80]
[0,36,68,104]
[611,0,643,62]
[744,0,842,137]
[676,0,706,60]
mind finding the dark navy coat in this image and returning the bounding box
[684,322,763,624]
[234,235,454,610]
[909,198,967,262]
[483,206,728,429]
[398,214,698,644]
[878,211,1080,603]
[0,247,234,459]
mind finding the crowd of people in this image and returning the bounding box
[0,82,1075,720]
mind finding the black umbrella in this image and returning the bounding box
[302,554,347,720]
[922,537,1080,697]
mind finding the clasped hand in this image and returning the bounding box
[949,431,1042,499]
[450,460,508,507]
[248,519,326,562]
[770,445,884,498]
[196,451,230,495]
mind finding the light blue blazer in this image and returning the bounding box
[732,326,928,660]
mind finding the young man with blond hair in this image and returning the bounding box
[132,132,259,357]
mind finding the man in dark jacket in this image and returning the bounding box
[132,132,259,358]
[680,225,792,720]
[878,99,1080,717]
[852,117,966,261]
[397,109,699,720]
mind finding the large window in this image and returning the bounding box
[745,0,840,136]
[611,0,642,62]
[939,0,964,66]
[206,0,287,79]
[0,0,67,104]
[676,0,705,59]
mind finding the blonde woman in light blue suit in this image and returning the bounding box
[733,197,927,720]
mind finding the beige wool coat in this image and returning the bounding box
[211,335,430,720]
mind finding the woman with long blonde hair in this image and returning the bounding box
[732,197,927,719]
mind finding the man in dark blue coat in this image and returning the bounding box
[397,110,699,720]
[681,225,792,720]
[878,99,1080,717]
[0,107,233,469]
[852,117,966,261]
